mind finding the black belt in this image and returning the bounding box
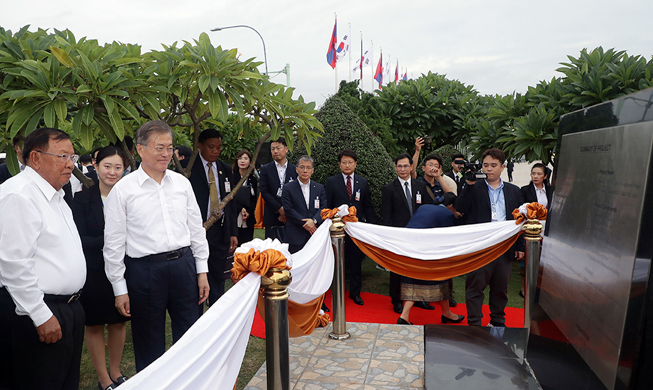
[43,291,82,304]
[137,246,190,262]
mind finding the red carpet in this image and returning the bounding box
[250,290,526,339]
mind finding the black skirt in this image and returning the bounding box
[79,267,129,326]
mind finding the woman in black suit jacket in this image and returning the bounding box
[520,163,553,209]
[232,149,258,245]
[519,162,553,298]
[71,146,129,390]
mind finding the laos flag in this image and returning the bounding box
[374,52,383,88]
[326,20,337,69]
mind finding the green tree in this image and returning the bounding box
[0,26,323,227]
[288,96,396,216]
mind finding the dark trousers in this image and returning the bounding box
[206,223,229,306]
[465,252,512,326]
[0,288,85,390]
[288,243,305,254]
[345,235,363,297]
[390,272,401,306]
[125,249,200,371]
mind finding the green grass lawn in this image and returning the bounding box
[79,228,525,390]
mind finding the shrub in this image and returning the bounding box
[289,96,397,217]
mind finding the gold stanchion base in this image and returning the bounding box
[328,332,351,340]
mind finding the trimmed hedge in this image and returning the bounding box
[288,96,397,217]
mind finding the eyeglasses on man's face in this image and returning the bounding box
[297,165,313,171]
[36,151,79,164]
[142,144,174,154]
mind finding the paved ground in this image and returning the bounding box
[244,322,424,389]
[500,161,553,189]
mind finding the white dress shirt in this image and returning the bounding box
[299,179,311,208]
[534,183,548,208]
[275,160,288,186]
[398,177,411,195]
[0,166,86,327]
[199,153,221,220]
[103,167,210,296]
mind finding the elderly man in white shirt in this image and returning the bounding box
[0,128,86,390]
[103,120,210,372]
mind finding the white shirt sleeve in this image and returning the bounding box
[103,184,129,296]
[0,192,53,326]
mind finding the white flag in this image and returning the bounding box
[336,25,351,62]
[362,47,372,67]
[352,58,361,78]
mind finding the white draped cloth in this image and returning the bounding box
[117,221,335,390]
[345,219,522,260]
[114,203,538,389]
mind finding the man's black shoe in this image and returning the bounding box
[321,302,330,312]
[414,301,435,310]
[393,303,403,314]
[350,295,364,305]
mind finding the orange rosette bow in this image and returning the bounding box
[320,206,359,223]
[231,248,290,283]
[512,202,548,224]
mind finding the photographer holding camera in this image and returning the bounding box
[454,148,525,327]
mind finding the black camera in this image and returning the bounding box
[463,162,487,181]
[422,135,432,144]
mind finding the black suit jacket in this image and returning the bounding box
[455,180,525,253]
[259,161,298,227]
[70,184,105,271]
[445,170,465,194]
[325,173,377,224]
[0,163,11,185]
[520,182,553,210]
[232,171,258,228]
[188,156,237,260]
[281,179,326,246]
[381,178,433,227]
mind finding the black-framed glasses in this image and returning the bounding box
[36,151,79,164]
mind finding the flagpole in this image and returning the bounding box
[334,13,338,93]
[348,23,352,83]
[370,41,374,92]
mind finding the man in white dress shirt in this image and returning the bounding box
[103,120,210,371]
[0,128,86,390]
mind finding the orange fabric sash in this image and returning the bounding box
[320,206,359,223]
[351,232,522,281]
[513,202,547,224]
[231,247,329,338]
[254,193,264,229]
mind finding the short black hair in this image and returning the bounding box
[338,149,357,162]
[271,137,287,147]
[12,136,24,147]
[422,153,443,167]
[91,146,103,160]
[482,148,505,164]
[124,135,134,152]
[175,145,192,160]
[394,153,413,165]
[95,145,128,168]
[452,153,465,161]
[198,129,223,144]
[23,127,71,164]
[79,154,93,164]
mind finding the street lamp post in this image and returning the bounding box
[211,25,268,75]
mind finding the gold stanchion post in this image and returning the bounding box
[522,218,543,333]
[329,215,351,340]
[261,268,292,390]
